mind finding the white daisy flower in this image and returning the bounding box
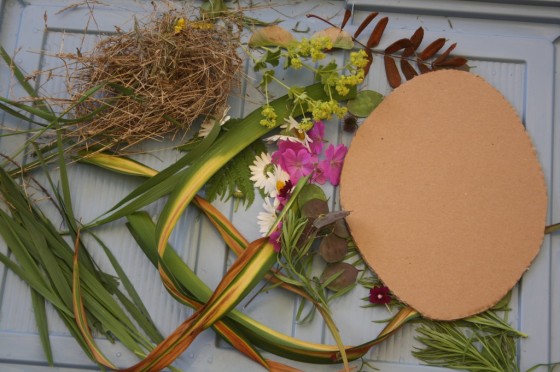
[249,152,273,188]
[249,152,290,197]
[257,197,279,236]
[264,116,313,151]
[268,165,290,197]
[198,106,231,138]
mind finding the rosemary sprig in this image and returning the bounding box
[413,310,523,372]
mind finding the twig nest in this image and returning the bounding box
[69,12,242,149]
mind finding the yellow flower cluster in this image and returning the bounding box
[311,99,347,121]
[260,105,277,128]
[335,70,365,96]
[289,36,333,63]
[299,117,313,131]
[174,18,186,34]
[350,50,369,69]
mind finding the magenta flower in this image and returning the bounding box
[369,286,391,304]
[283,148,317,183]
[269,225,282,252]
[272,140,307,171]
[318,144,347,186]
[308,121,325,155]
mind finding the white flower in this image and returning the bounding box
[249,152,273,188]
[264,116,313,151]
[257,197,279,236]
[249,153,290,197]
[198,106,231,138]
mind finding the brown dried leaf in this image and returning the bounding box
[384,55,401,88]
[367,16,389,48]
[410,27,424,49]
[400,59,418,80]
[402,46,416,58]
[435,56,468,67]
[312,27,354,50]
[341,8,352,30]
[248,25,296,48]
[419,38,446,61]
[432,42,456,66]
[416,58,432,74]
[353,11,378,38]
[363,48,373,77]
[384,38,413,54]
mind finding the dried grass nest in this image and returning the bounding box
[68,12,242,149]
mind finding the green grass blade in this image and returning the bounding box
[72,235,117,369]
[90,114,222,227]
[0,45,53,114]
[91,232,163,343]
[30,289,54,366]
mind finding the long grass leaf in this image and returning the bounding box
[91,232,163,343]
[30,289,54,366]
[72,232,117,369]
[0,45,53,114]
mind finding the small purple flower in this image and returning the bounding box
[369,286,391,304]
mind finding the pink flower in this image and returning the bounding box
[311,164,327,185]
[269,225,282,252]
[283,148,317,184]
[272,140,307,171]
[318,144,347,186]
[308,121,325,155]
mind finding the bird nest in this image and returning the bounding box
[67,12,242,149]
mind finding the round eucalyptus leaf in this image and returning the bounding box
[347,90,384,118]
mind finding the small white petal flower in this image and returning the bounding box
[198,106,231,138]
[264,116,313,151]
[257,197,279,236]
[266,165,290,197]
[249,152,274,190]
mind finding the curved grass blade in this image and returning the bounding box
[72,231,117,369]
[125,211,415,365]
[122,238,277,371]
[84,153,415,366]
[88,83,328,228]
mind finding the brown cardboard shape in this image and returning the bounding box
[340,70,547,320]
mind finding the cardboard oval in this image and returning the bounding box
[340,70,547,320]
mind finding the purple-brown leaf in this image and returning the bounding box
[432,43,457,66]
[384,38,414,54]
[367,16,389,48]
[341,8,352,30]
[384,55,401,88]
[435,56,468,68]
[354,11,378,38]
[400,59,418,80]
[416,58,432,74]
[410,27,424,49]
[419,38,446,61]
